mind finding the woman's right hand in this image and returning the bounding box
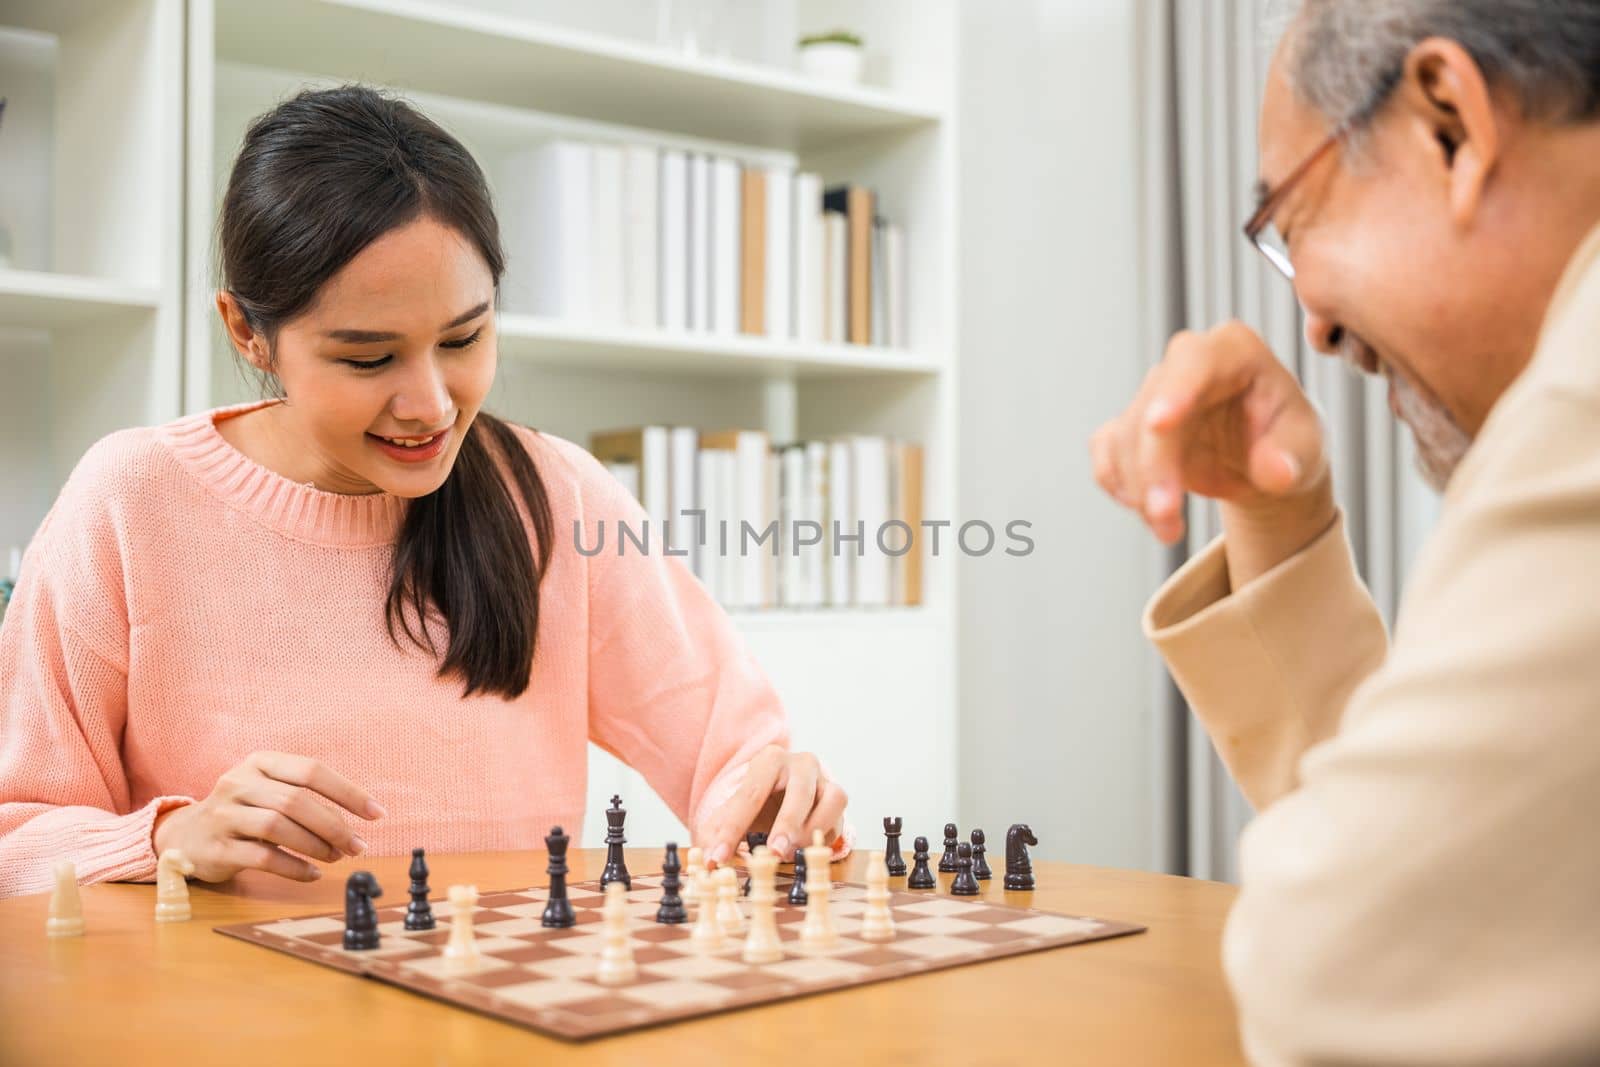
[151,751,385,883]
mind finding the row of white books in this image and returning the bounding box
[590,427,924,609]
[499,140,907,348]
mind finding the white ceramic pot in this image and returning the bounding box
[798,42,864,86]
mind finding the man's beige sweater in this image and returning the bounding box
[1145,222,1600,1066]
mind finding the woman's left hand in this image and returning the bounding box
[697,745,848,866]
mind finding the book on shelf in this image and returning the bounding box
[687,153,712,331]
[589,427,925,611]
[823,184,875,346]
[500,141,591,319]
[498,140,905,350]
[822,211,848,344]
[622,144,658,329]
[763,167,793,341]
[710,156,742,335]
[794,172,824,344]
[738,167,766,337]
[658,149,688,331]
[589,427,671,537]
[589,144,625,325]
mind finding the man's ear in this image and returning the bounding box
[1397,37,1501,227]
[215,291,271,371]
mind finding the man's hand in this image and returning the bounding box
[1090,321,1338,585]
[695,746,847,866]
[151,751,384,883]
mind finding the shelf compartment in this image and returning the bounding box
[496,314,942,379]
[211,0,944,153]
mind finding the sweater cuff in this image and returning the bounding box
[1142,512,1385,809]
[106,795,195,885]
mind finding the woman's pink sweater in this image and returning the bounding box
[0,399,788,897]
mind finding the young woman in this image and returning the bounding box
[0,86,847,898]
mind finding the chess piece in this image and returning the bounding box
[787,842,809,906]
[541,825,576,928]
[343,871,382,950]
[798,831,838,951]
[859,852,896,942]
[443,884,481,969]
[714,865,746,935]
[741,845,784,964]
[600,795,631,890]
[595,882,637,985]
[939,822,960,872]
[1005,823,1038,891]
[971,829,992,881]
[46,860,84,938]
[405,848,436,930]
[742,831,767,895]
[883,816,907,876]
[688,869,724,951]
[950,841,980,896]
[155,849,195,922]
[656,842,688,924]
[682,845,705,905]
[907,835,936,889]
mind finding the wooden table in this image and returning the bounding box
[0,849,1244,1065]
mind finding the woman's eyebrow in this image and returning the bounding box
[322,301,491,343]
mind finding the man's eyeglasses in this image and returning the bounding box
[1242,123,1348,280]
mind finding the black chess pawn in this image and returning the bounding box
[787,844,809,906]
[404,848,435,930]
[950,842,980,895]
[938,822,960,872]
[542,825,577,928]
[883,816,907,876]
[742,831,767,896]
[1004,823,1038,891]
[907,835,936,889]
[600,794,631,890]
[343,871,382,950]
[970,829,992,881]
[656,842,688,924]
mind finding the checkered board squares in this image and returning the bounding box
[214,874,1144,1041]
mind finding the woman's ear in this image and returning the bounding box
[215,291,271,371]
[1400,37,1501,228]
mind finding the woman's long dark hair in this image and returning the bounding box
[218,85,553,700]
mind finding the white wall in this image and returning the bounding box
[956,0,1157,869]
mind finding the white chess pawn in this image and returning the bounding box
[443,884,481,970]
[46,860,84,938]
[741,845,784,964]
[859,851,897,942]
[595,881,637,986]
[682,845,704,905]
[714,865,746,935]
[155,849,195,923]
[688,869,724,951]
[798,831,838,951]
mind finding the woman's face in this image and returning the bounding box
[233,215,498,497]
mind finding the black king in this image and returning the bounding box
[601,794,631,890]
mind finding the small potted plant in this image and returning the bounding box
[797,30,865,86]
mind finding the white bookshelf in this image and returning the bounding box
[5,0,961,854]
[0,0,183,553]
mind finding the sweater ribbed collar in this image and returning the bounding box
[161,398,408,547]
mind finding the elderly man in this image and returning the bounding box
[1092,2,1600,1064]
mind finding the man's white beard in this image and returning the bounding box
[1336,333,1473,492]
[1388,369,1473,492]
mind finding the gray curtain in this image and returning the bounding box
[1136,0,1441,881]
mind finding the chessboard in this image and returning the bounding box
[214,873,1144,1040]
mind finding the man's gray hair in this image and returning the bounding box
[1276,1,1600,128]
